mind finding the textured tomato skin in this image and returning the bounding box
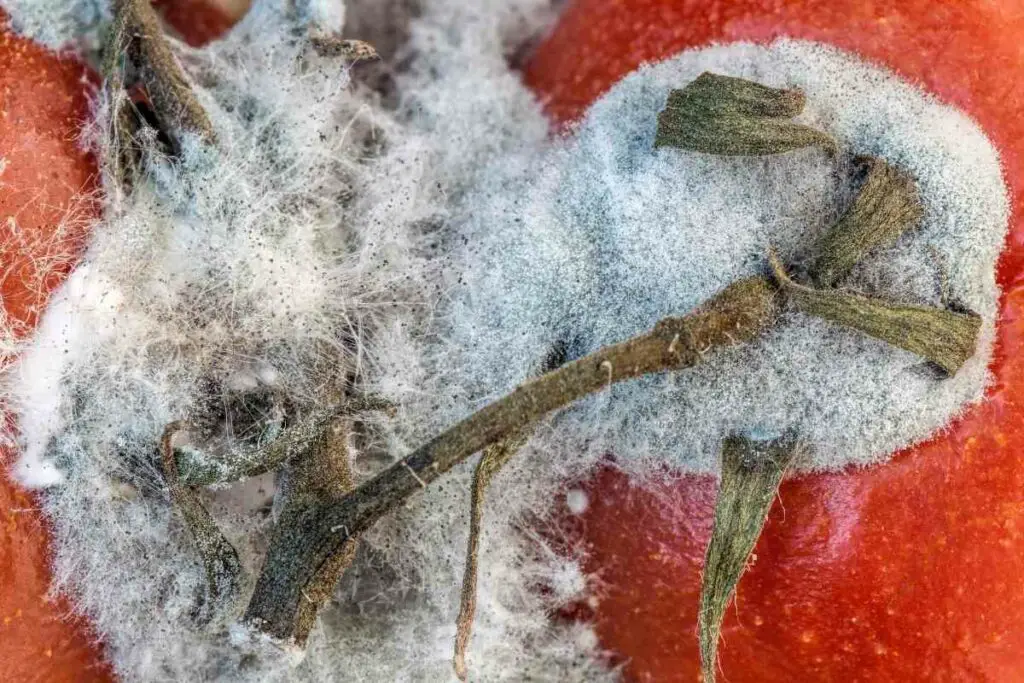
[0,16,112,683]
[525,1,1024,681]
[155,0,250,47]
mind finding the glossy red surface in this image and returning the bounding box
[155,0,251,47]
[526,1,1024,681]
[0,24,96,334]
[0,15,111,683]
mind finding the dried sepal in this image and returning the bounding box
[454,434,528,681]
[810,157,924,288]
[654,72,836,156]
[699,434,800,683]
[160,422,242,622]
[309,35,379,61]
[770,251,981,376]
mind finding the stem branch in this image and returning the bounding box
[243,276,780,640]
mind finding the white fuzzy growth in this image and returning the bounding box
[1,0,609,681]
[1,0,108,50]
[0,3,1009,683]
[7,265,124,487]
[429,40,1008,475]
[565,489,588,515]
[296,0,346,32]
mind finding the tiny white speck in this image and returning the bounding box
[226,370,260,393]
[575,627,600,651]
[566,488,589,515]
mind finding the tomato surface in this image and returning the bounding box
[525,1,1024,681]
[0,15,112,683]
[155,0,251,47]
[0,3,256,679]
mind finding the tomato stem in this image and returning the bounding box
[107,0,216,149]
[454,434,528,681]
[242,276,781,642]
[160,422,242,623]
[263,416,360,647]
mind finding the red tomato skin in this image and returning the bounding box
[155,0,251,47]
[525,1,1024,681]
[0,16,112,683]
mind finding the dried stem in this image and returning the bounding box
[160,421,242,621]
[243,276,781,641]
[234,73,979,661]
[770,251,981,375]
[699,435,799,683]
[264,416,360,647]
[110,0,216,145]
[453,434,528,681]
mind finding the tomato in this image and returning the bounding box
[154,0,251,47]
[525,1,1024,681]
[0,15,113,683]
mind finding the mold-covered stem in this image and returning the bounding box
[110,0,216,144]
[243,276,781,640]
[160,422,242,621]
[243,74,972,652]
[100,22,141,189]
[454,434,528,680]
[264,416,360,647]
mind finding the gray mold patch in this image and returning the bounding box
[0,1,1008,679]
[432,39,1008,475]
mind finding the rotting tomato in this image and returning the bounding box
[525,1,1024,681]
[0,13,112,683]
[0,3,252,680]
